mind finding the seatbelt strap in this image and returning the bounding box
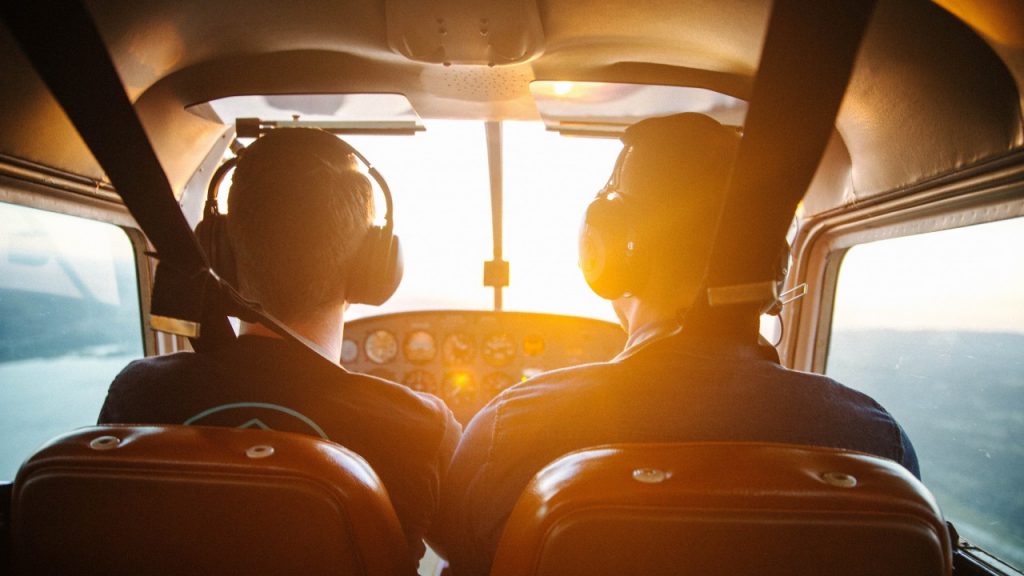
[1,0,339,364]
[705,0,878,308]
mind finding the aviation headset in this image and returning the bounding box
[578,148,648,300]
[194,132,403,307]
[579,122,789,313]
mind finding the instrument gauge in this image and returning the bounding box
[364,329,398,364]
[442,333,475,365]
[340,338,358,364]
[483,371,518,396]
[443,371,479,408]
[523,334,545,356]
[482,333,516,367]
[404,370,438,394]
[404,330,437,364]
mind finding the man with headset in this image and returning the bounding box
[99,128,461,560]
[432,113,918,576]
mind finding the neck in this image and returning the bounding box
[682,300,760,345]
[615,287,759,346]
[238,304,346,364]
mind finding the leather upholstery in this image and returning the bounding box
[11,425,415,575]
[492,442,951,576]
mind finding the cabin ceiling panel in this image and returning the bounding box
[931,0,1024,116]
[2,0,1023,213]
[836,0,1022,201]
[539,0,770,77]
[0,22,104,183]
[84,0,390,101]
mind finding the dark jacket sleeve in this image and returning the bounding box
[97,360,144,424]
[429,403,503,576]
[898,424,921,480]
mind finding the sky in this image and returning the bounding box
[832,216,1024,334]
[343,120,622,323]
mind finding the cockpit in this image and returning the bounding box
[1,1,1022,574]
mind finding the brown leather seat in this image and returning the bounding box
[11,425,416,575]
[491,443,951,576]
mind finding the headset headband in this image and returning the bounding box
[204,134,395,234]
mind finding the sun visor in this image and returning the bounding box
[187,94,424,134]
[531,81,748,137]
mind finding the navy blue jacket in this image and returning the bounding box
[432,328,918,576]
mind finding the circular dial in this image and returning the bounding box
[340,338,358,364]
[483,371,518,396]
[482,333,516,367]
[442,333,475,365]
[523,334,546,356]
[443,371,479,409]
[404,370,438,394]
[364,329,398,364]
[404,330,437,364]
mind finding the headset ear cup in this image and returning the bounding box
[346,226,403,306]
[579,195,639,300]
[194,213,238,287]
[382,235,404,302]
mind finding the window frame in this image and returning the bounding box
[782,153,1024,574]
[782,152,1024,374]
[0,170,157,357]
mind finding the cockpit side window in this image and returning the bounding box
[0,202,144,480]
[826,216,1024,570]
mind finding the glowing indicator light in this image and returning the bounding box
[521,368,543,381]
[450,372,471,390]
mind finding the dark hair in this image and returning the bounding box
[227,128,374,321]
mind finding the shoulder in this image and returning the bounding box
[343,370,461,441]
[100,351,215,424]
[110,352,210,389]
[512,358,622,393]
[780,366,890,412]
[467,359,621,443]
[492,359,621,411]
[349,369,451,415]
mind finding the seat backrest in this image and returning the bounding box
[11,425,416,576]
[491,442,951,576]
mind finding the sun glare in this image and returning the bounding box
[553,81,574,96]
[343,120,621,323]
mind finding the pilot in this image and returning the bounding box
[432,113,919,576]
[98,128,461,561]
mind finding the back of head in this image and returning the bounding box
[580,113,740,307]
[227,128,374,322]
[619,112,740,286]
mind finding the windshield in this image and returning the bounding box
[342,120,622,323]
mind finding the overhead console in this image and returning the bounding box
[342,311,626,423]
[385,0,544,66]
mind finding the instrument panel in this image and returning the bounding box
[342,311,626,423]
